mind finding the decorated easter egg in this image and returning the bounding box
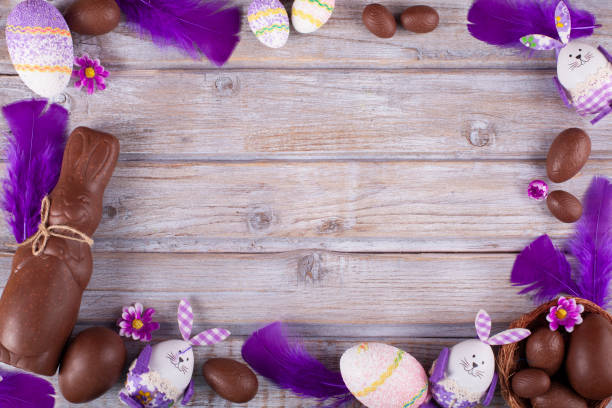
[291,0,335,34]
[248,0,290,48]
[340,343,429,408]
[6,0,73,98]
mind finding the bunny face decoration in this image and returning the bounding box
[468,0,612,124]
[427,310,530,408]
[119,300,230,408]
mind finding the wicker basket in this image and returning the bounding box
[497,297,612,408]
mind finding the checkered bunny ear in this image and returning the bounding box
[475,309,492,342]
[486,328,531,346]
[177,299,230,346]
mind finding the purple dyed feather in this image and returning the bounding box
[511,234,579,302]
[0,368,55,408]
[242,322,353,407]
[114,0,241,66]
[2,100,67,243]
[467,0,596,47]
[568,176,612,308]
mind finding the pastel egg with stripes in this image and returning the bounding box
[248,0,290,48]
[291,0,335,34]
[6,0,73,98]
[340,342,429,408]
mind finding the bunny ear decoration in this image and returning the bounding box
[486,328,531,345]
[520,34,563,51]
[177,299,230,346]
[475,309,492,341]
[555,1,572,44]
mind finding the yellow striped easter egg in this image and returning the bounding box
[340,343,430,408]
[248,0,290,48]
[291,0,335,34]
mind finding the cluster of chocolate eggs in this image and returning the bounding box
[511,314,612,408]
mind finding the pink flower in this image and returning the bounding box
[73,54,109,95]
[117,303,160,342]
[546,297,584,332]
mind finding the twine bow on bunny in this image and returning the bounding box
[177,299,230,346]
[18,196,94,257]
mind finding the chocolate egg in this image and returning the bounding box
[511,368,550,398]
[59,327,126,403]
[547,190,582,223]
[567,314,612,400]
[531,382,587,408]
[546,128,591,183]
[64,0,121,35]
[400,5,439,33]
[362,4,396,38]
[203,358,258,403]
[526,328,565,376]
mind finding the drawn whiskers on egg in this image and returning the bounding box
[460,357,471,371]
[473,369,485,379]
[569,61,581,71]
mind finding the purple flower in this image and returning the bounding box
[546,297,584,332]
[73,54,109,95]
[117,303,160,342]
[528,180,549,201]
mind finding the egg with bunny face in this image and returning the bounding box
[557,42,611,93]
[150,340,195,392]
[445,339,495,396]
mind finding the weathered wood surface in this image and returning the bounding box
[1,0,612,406]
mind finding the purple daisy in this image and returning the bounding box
[73,54,109,95]
[117,303,160,342]
[546,297,584,332]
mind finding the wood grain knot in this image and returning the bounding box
[247,206,275,232]
[103,205,118,219]
[463,119,495,147]
[215,75,240,96]
[298,252,325,283]
[318,217,346,234]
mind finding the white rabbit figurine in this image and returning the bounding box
[520,2,612,124]
[119,300,230,408]
[468,0,612,124]
[423,310,530,408]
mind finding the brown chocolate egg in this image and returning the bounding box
[547,190,582,223]
[203,358,258,403]
[546,128,591,183]
[362,4,396,38]
[400,6,439,33]
[567,314,612,400]
[531,382,587,408]
[65,0,121,36]
[59,327,126,403]
[526,327,565,376]
[511,368,550,398]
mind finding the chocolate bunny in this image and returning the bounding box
[0,127,119,375]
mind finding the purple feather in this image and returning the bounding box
[114,0,241,66]
[568,176,612,308]
[467,0,596,47]
[242,322,353,407]
[511,234,580,302]
[2,100,67,243]
[0,368,55,408]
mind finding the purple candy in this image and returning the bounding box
[528,180,549,201]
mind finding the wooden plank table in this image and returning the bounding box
[1,0,611,406]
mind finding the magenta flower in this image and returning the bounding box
[528,180,549,201]
[73,54,109,94]
[117,303,160,342]
[546,297,584,332]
